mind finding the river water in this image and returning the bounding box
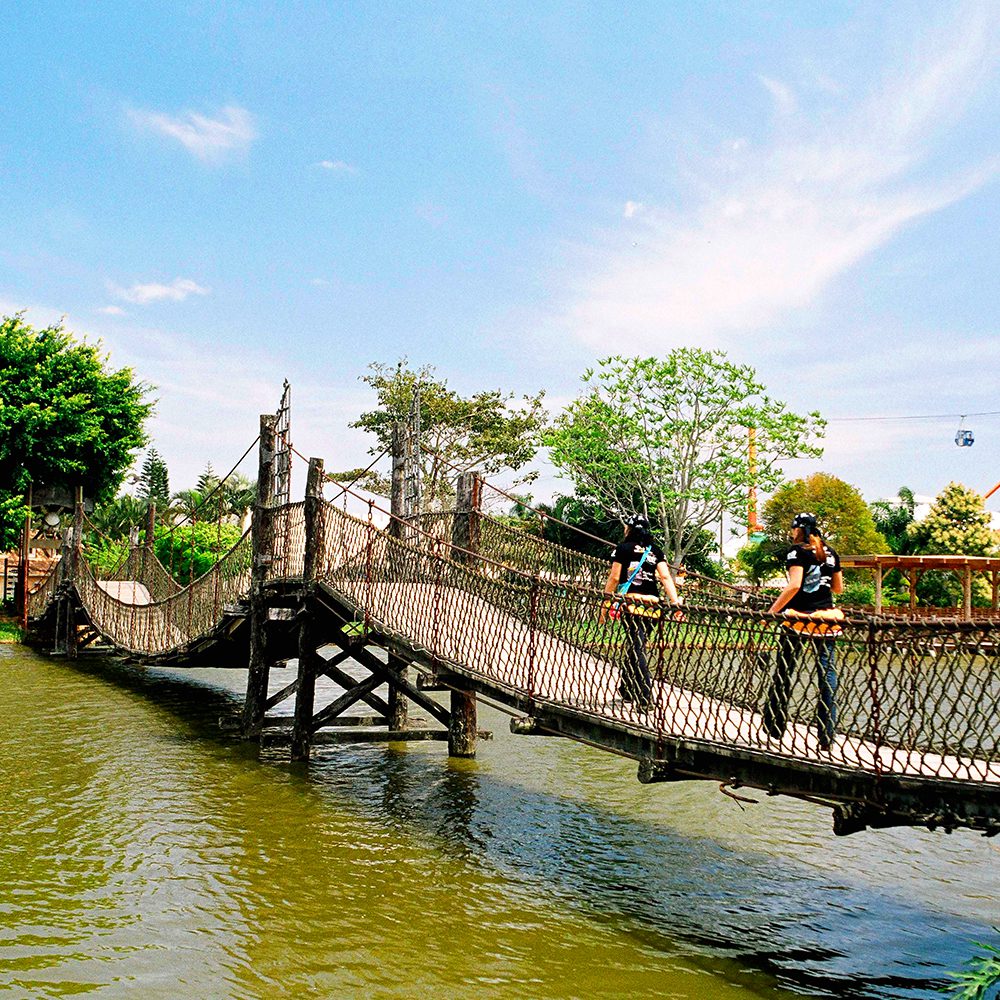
[1,642,997,999]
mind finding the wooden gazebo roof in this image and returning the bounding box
[840,554,1000,619]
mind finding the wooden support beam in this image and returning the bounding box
[328,624,453,728]
[310,673,385,731]
[265,677,299,711]
[243,413,277,738]
[318,660,393,718]
[874,565,883,615]
[263,714,389,729]
[387,652,409,732]
[292,457,324,761]
[447,470,480,757]
[315,730,449,744]
[448,689,477,757]
[963,566,973,621]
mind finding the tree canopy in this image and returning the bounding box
[545,350,824,564]
[351,360,547,512]
[906,482,998,607]
[138,448,170,509]
[0,315,153,548]
[870,487,917,555]
[907,482,996,556]
[763,473,888,555]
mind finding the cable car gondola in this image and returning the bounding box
[955,416,974,447]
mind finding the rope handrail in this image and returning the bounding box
[416,440,754,597]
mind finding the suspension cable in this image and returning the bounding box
[289,443,389,503]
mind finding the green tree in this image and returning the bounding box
[352,360,547,512]
[88,494,148,541]
[907,482,997,607]
[154,522,244,583]
[870,486,917,554]
[138,448,170,509]
[545,350,823,564]
[0,315,153,548]
[762,472,889,555]
[908,482,996,556]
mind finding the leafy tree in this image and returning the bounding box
[762,473,889,556]
[907,482,998,607]
[88,494,148,541]
[138,448,170,509]
[154,522,244,583]
[0,315,153,548]
[870,487,917,555]
[171,468,254,524]
[352,360,547,512]
[908,482,996,556]
[545,350,823,564]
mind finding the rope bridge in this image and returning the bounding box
[22,400,1000,837]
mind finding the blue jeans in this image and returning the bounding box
[763,629,838,746]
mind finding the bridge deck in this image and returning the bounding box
[320,580,1000,787]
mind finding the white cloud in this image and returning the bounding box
[758,75,797,116]
[112,278,211,306]
[623,201,644,219]
[97,305,127,316]
[310,277,330,287]
[566,5,1000,351]
[127,105,257,162]
[315,159,358,174]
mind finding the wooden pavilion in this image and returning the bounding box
[841,554,1000,620]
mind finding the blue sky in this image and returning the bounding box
[3,1,1000,517]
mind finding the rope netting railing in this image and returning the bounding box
[316,496,1000,786]
[75,528,254,655]
[26,556,65,620]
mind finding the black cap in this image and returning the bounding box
[626,514,650,533]
[791,511,817,535]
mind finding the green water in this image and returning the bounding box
[1,644,997,999]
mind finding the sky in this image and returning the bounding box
[3,1,1000,522]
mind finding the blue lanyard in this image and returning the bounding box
[617,545,652,595]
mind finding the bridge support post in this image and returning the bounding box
[447,471,481,758]
[243,414,277,739]
[387,653,409,732]
[292,458,324,761]
[64,487,84,660]
[386,421,414,732]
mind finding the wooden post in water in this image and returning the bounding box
[243,414,277,738]
[65,486,84,659]
[17,485,31,630]
[448,470,480,757]
[292,457,325,761]
[386,422,410,732]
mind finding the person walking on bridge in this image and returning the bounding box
[603,515,682,709]
[763,512,844,750]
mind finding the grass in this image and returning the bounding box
[0,619,24,644]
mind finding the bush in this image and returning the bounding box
[84,536,130,575]
[154,523,244,584]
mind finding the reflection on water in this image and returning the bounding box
[1,644,997,999]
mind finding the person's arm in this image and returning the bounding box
[768,565,803,614]
[599,561,624,623]
[831,569,843,595]
[656,561,681,605]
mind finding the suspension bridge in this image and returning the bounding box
[23,387,1000,838]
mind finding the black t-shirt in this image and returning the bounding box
[784,543,841,613]
[612,541,665,598]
